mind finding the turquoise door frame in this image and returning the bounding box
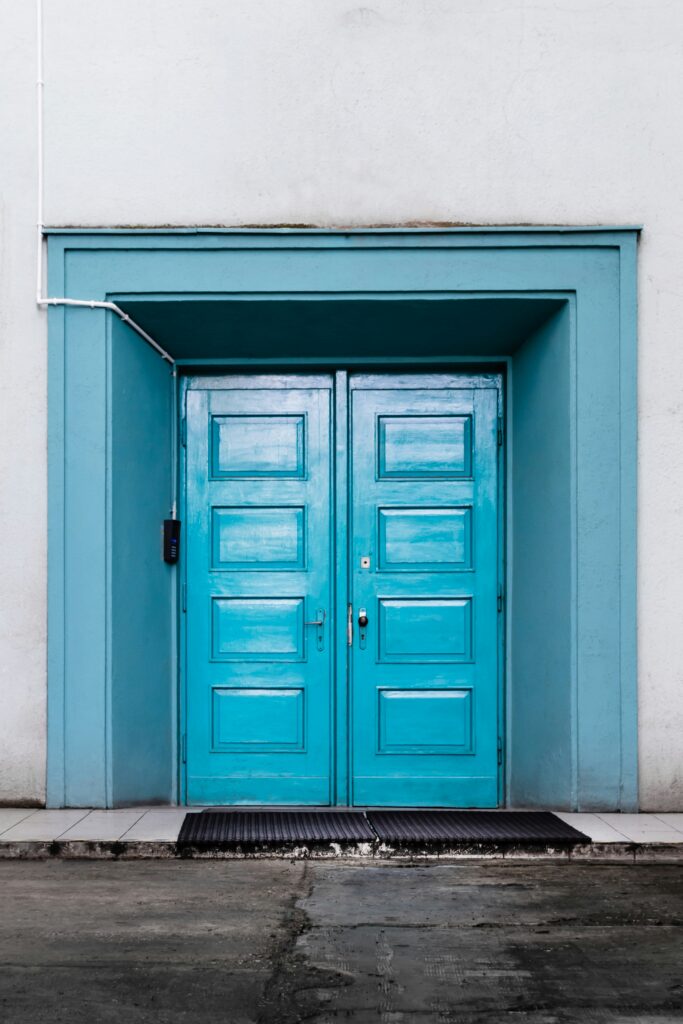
[182,371,503,807]
[45,228,638,810]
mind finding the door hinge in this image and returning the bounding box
[181,582,187,612]
[497,416,504,447]
[497,586,504,613]
[181,733,187,764]
[497,737,503,766]
[180,415,187,448]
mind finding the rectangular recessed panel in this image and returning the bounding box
[378,598,472,662]
[211,415,305,477]
[212,687,304,751]
[378,688,472,754]
[378,415,471,478]
[212,597,304,660]
[212,507,305,569]
[378,507,472,571]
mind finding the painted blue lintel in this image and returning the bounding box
[44,225,643,235]
[46,228,638,810]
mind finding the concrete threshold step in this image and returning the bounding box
[1,837,683,862]
[2,809,682,860]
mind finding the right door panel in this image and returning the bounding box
[350,375,501,807]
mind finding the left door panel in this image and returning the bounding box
[185,377,334,804]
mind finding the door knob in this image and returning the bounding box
[358,608,368,650]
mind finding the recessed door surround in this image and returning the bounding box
[45,229,638,812]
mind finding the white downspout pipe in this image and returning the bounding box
[38,296,175,366]
[34,0,175,367]
[36,0,178,519]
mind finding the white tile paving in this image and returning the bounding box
[0,808,38,836]
[120,808,197,842]
[1,809,90,841]
[597,813,679,830]
[611,831,683,844]
[652,813,683,832]
[596,813,681,842]
[553,812,632,843]
[0,809,682,844]
[58,809,147,841]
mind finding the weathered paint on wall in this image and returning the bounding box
[1,0,682,806]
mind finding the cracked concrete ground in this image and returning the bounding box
[0,861,681,1023]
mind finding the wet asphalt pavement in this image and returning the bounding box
[0,860,681,1022]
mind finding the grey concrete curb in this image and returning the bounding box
[1,840,683,862]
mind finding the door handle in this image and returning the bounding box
[358,607,368,650]
[304,609,326,652]
[347,607,369,649]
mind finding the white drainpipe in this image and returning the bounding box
[35,0,178,517]
[34,0,175,368]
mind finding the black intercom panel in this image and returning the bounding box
[163,519,181,563]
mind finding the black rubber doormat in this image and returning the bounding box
[178,810,375,845]
[177,809,589,847]
[367,810,589,844]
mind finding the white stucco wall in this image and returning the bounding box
[1,0,682,807]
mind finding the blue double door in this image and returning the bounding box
[184,373,501,806]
